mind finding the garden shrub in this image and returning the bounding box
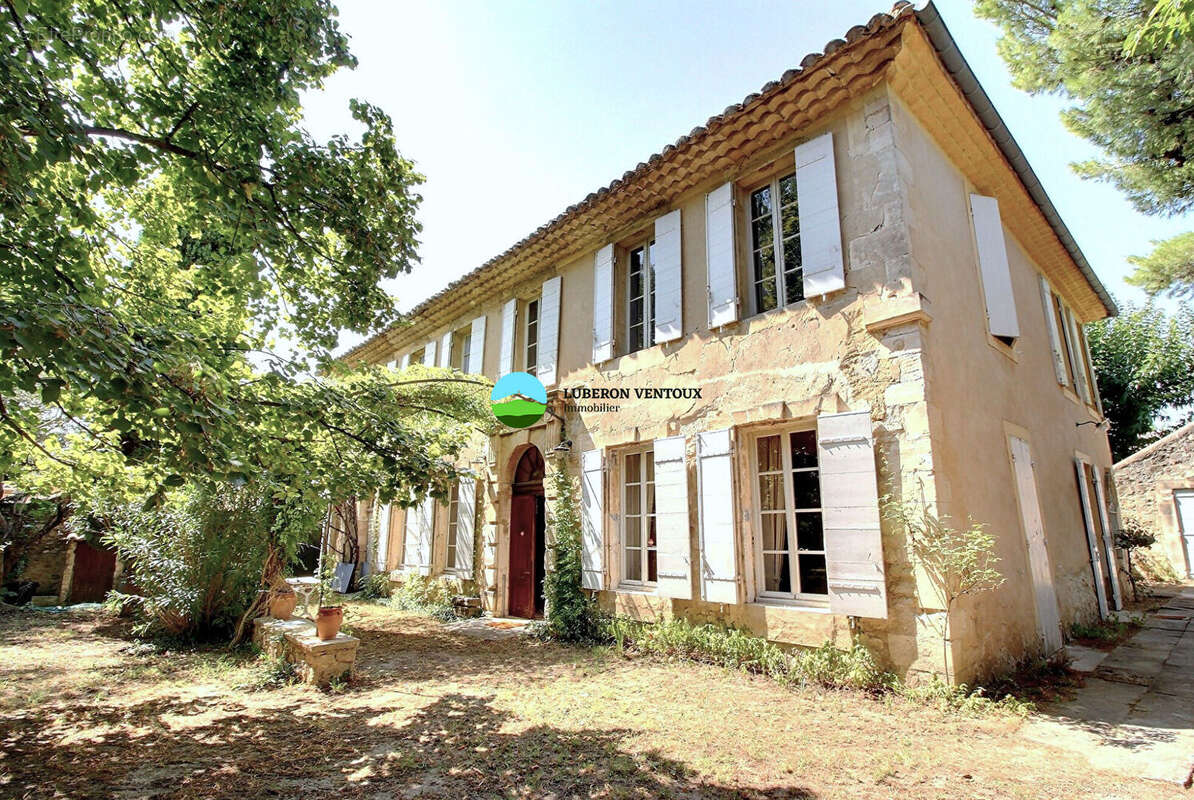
[593,615,1030,716]
[389,574,457,620]
[101,486,274,640]
[359,571,392,600]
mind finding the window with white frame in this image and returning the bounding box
[450,326,470,372]
[409,347,425,365]
[524,298,540,376]
[752,428,827,600]
[627,240,655,353]
[622,447,657,585]
[447,483,461,570]
[748,172,802,314]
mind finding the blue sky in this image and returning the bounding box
[300,0,1192,350]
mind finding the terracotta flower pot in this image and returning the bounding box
[269,588,297,620]
[315,606,344,640]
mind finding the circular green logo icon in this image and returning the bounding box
[490,372,547,428]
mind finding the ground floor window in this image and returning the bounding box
[751,428,827,600]
[447,482,461,570]
[622,447,657,586]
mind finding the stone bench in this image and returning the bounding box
[252,616,359,687]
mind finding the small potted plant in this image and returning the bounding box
[269,583,297,620]
[314,561,344,640]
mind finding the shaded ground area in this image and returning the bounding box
[0,603,1185,799]
[1024,587,1194,785]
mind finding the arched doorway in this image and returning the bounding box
[508,446,546,619]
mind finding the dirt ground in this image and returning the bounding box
[0,602,1180,799]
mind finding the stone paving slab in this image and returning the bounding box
[1022,588,1194,786]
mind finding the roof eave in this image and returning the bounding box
[913,2,1117,318]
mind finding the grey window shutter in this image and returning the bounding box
[705,182,738,328]
[422,339,437,367]
[817,409,887,618]
[438,331,453,368]
[795,132,846,297]
[593,244,615,363]
[499,298,517,377]
[1063,306,1091,403]
[1090,468,1122,610]
[653,210,683,343]
[969,194,1020,339]
[653,435,692,599]
[580,449,605,590]
[539,276,562,387]
[697,428,738,604]
[1074,458,1110,618]
[468,315,487,375]
[399,353,410,370]
[1038,277,1069,386]
[456,479,476,575]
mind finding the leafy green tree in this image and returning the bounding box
[974,0,1194,215]
[1,1,490,503]
[1086,302,1194,459]
[1126,231,1194,299]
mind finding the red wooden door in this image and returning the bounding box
[70,541,116,603]
[508,494,537,619]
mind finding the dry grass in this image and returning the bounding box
[0,602,1183,799]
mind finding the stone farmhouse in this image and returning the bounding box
[1114,421,1194,580]
[344,2,1123,683]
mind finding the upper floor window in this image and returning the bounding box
[752,428,826,601]
[409,347,425,365]
[622,447,657,586]
[450,326,470,372]
[749,173,802,314]
[628,240,656,353]
[524,298,539,376]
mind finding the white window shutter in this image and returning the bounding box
[705,182,738,328]
[1090,468,1122,610]
[592,244,615,363]
[1079,324,1103,414]
[817,409,888,618]
[399,353,410,370]
[1039,277,1069,386]
[417,496,434,575]
[423,339,437,367]
[1063,306,1091,403]
[456,479,476,575]
[795,132,845,296]
[653,435,692,599]
[580,449,605,590]
[697,428,738,604]
[499,298,517,377]
[970,194,1020,339]
[402,503,420,571]
[538,276,562,387]
[376,502,392,572]
[468,315,487,375]
[438,331,453,368]
[653,210,683,343]
[1075,459,1110,618]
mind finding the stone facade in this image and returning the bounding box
[345,8,1120,684]
[1113,422,1194,578]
